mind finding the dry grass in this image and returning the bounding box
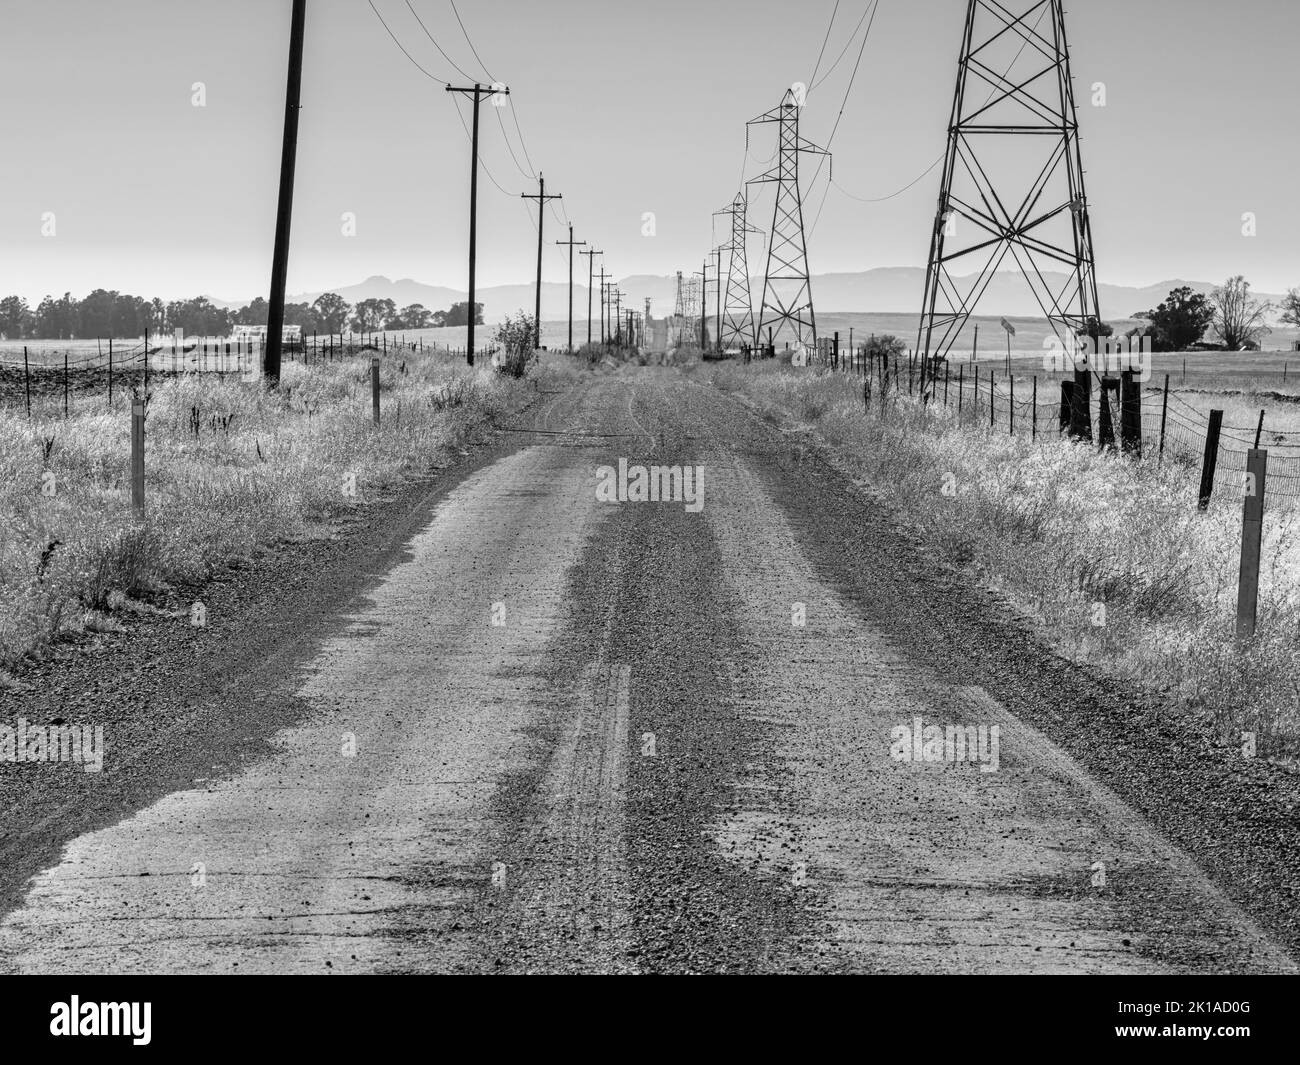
[0,355,549,669]
[709,361,1300,765]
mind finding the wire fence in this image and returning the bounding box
[0,332,499,414]
[817,345,1300,507]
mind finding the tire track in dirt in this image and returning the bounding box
[0,435,612,974]
[674,375,1294,973]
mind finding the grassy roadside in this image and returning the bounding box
[0,354,571,674]
[705,361,1300,766]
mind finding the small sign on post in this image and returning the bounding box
[131,402,146,516]
[371,357,380,426]
[1236,449,1268,640]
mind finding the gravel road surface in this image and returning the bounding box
[1,366,1296,974]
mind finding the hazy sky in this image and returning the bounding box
[2,0,1298,310]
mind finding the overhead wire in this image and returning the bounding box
[366,0,450,84]
[449,0,496,81]
[403,0,476,81]
[808,0,841,88]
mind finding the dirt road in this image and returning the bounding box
[0,366,1295,974]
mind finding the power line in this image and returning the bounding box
[403,0,476,82]
[495,106,533,178]
[449,93,513,196]
[807,0,881,236]
[366,0,449,84]
[830,157,944,203]
[808,0,841,87]
[815,1,1048,212]
[810,0,876,92]
[449,0,496,81]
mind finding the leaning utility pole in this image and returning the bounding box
[916,0,1100,420]
[264,0,306,387]
[446,82,509,365]
[521,172,562,351]
[555,224,587,353]
[748,88,829,352]
[579,247,601,349]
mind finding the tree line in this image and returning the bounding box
[1074,275,1299,353]
[0,290,484,340]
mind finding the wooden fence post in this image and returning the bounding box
[1097,377,1118,450]
[1120,369,1142,456]
[23,346,31,418]
[371,357,380,426]
[1031,376,1037,440]
[131,401,146,516]
[1069,366,1092,440]
[1198,409,1223,511]
[1059,380,1075,432]
[1158,374,1170,463]
[1236,448,1268,640]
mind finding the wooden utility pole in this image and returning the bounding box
[579,248,601,348]
[264,0,306,387]
[555,224,586,353]
[596,269,610,344]
[446,83,509,365]
[521,172,561,351]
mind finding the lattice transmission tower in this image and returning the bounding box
[748,89,829,351]
[916,0,1101,399]
[672,271,687,349]
[714,192,762,351]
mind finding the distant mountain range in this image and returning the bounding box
[206,271,1289,323]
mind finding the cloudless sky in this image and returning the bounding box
[2,0,1298,309]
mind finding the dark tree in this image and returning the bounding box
[1135,286,1216,352]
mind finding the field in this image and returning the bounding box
[0,349,552,673]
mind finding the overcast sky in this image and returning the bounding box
[2,0,1298,309]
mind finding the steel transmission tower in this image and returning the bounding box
[916,0,1101,399]
[672,272,686,348]
[748,89,829,351]
[714,192,761,351]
